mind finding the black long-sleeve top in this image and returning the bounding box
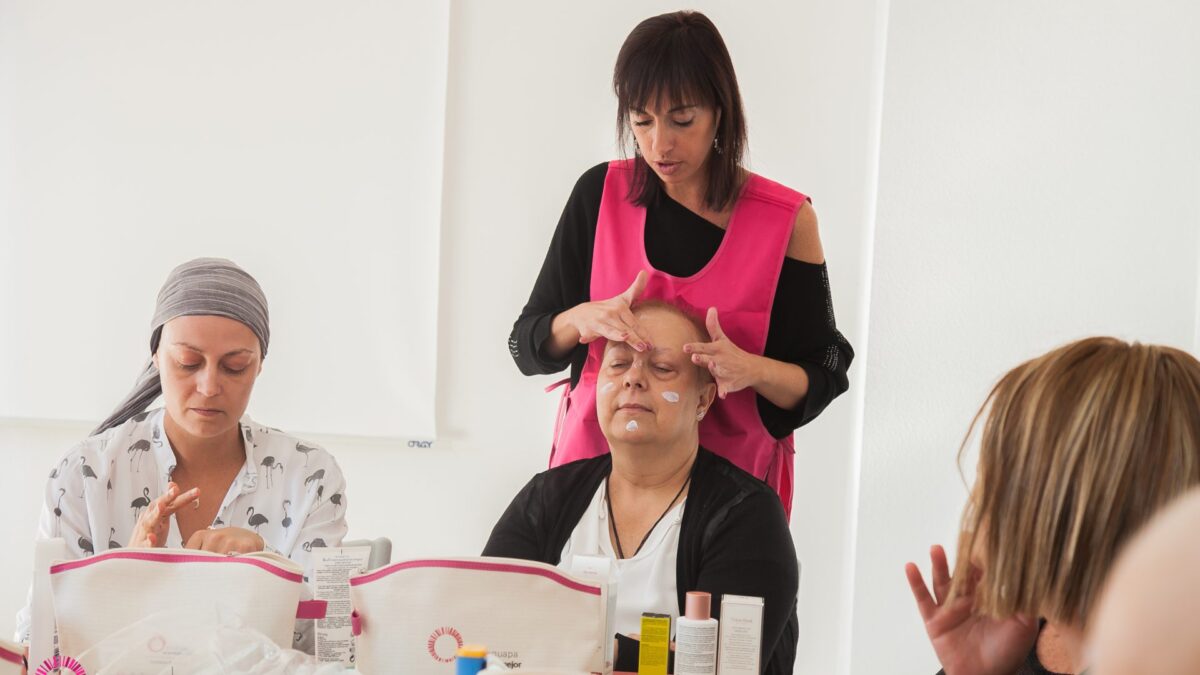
[508,162,854,438]
[483,447,799,674]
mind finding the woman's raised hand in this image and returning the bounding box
[905,545,1038,675]
[684,307,758,398]
[559,271,652,351]
[127,482,200,548]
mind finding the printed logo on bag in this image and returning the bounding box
[36,655,86,675]
[426,625,464,663]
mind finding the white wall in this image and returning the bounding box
[850,2,1200,673]
[3,1,1200,673]
[0,0,449,438]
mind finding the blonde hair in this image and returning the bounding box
[952,337,1200,625]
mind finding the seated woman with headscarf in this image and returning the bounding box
[905,338,1200,675]
[484,300,799,674]
[14,258,348,645]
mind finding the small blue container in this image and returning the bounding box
[455,645,487,675]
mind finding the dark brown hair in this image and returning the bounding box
[613,11,747,212]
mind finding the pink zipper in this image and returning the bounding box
[350,558,601,596]
[0,644,21,666]
[50,550,303,583]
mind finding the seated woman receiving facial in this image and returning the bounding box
[485,300,799,673]
[905,338,1200,675]
[15,258,348,644]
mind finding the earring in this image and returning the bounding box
[712,136,722,154]
[697,409,707,421]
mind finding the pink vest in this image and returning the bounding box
[549,159,805,516]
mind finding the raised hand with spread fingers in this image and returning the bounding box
[905,544,1039,675]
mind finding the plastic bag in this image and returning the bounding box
[75,604,343,675]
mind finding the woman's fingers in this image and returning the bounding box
[185,529,209,550]
[619,271,648,305]
[904,562,938,622]
[616,307,650,351]
[930,544,952,604]
[590,319,631,344]
[162,487,201,515]
[591,317,649,350]
[683,341,719,355]
[705,307,726,341]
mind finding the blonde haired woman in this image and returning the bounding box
[905,337,1200,675]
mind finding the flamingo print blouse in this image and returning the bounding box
[15,407,347,641]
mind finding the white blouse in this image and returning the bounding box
[15,408,348,642]
[558,481,684,637]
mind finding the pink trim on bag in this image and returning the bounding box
[350,559,602,596]
[296,599,327,619]
[351,610,363,636]
[0,644,22,666]
[49,551,303,583]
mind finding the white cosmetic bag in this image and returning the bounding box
[49,548,320,670]
[0,639,23,675]
[350,557,608,674]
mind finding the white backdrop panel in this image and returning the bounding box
[0,0,449,438]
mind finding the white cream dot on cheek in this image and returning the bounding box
[626,420,639,432]
[600,381,615,394]
[661,391,680,403]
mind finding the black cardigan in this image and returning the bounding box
[483,448,799,674]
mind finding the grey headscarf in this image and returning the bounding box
[92,257,270,435]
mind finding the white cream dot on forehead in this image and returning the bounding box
[661,391,680,403]
[600,381,615,394]
[626,420,639,432]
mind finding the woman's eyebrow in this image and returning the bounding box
[170,342,255,358]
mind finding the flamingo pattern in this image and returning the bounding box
[127,439,151,472]
[295,443,317,467]
[130,487,151,518]
[53,487,66,528]
[78,456,98,497]
[48,457,68,479]
[281,500,293,535]
[246,506,269,532]
[260,456,285,489]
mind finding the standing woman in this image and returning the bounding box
[14,258,347,645]
[509,11,853,514]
